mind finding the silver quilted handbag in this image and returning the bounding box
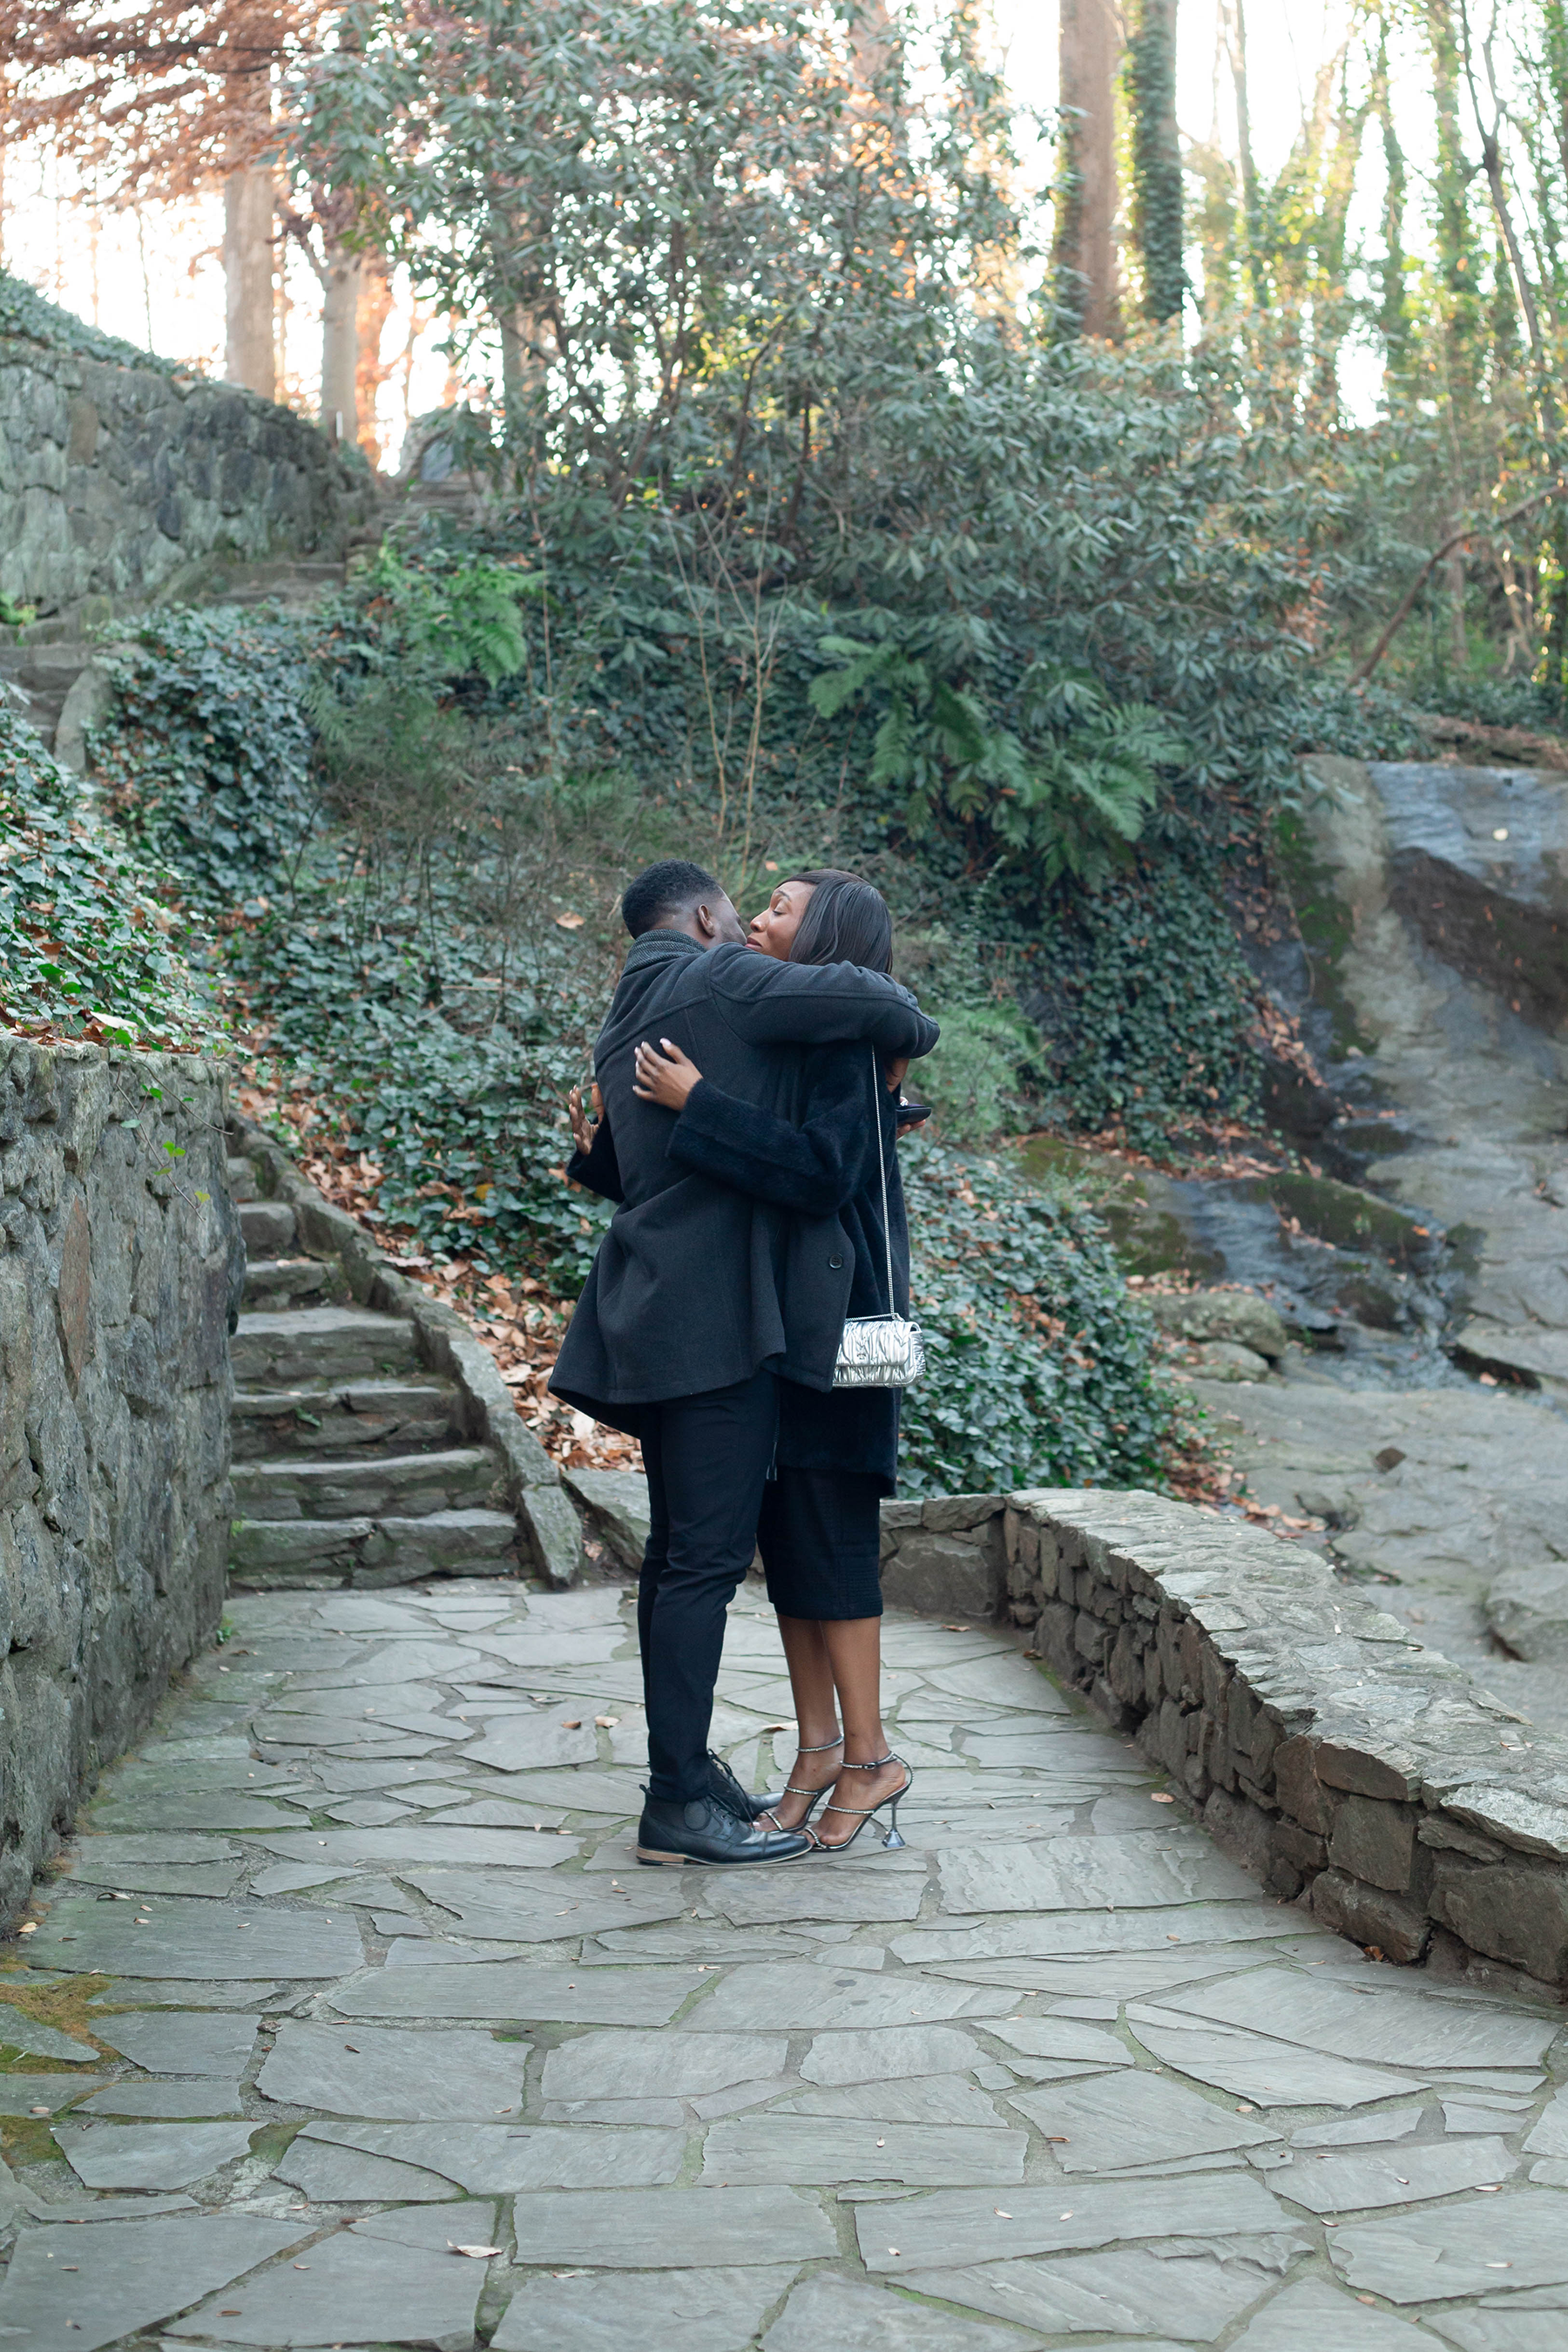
[833,1055,924,1389]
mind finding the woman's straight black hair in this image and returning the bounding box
[786,867,894,974]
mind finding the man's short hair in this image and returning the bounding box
[621,859,723,939]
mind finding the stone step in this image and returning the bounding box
[232,1382,463,1462]
[227,1156,259,1203]
[239,1200,297,1254]
[242,1257,335,1310]
[232,1446,498,1520]
[231,1308,420,1386]
[229,1508,519,1590]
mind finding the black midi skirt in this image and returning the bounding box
[756,1464,883,1620]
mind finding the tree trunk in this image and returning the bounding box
[321,242,360,446]
[1220,0,1264,305]
[1426,0,1479,404]
[501,309,546,470]
[1053,0,1122,338]
[1128,0,1185,323]
[1309,68,1367,423]
[356,250,395,464]
[1374,19,1411,395]
[224,166,276,397]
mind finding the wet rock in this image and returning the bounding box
[1186,1342,1274,1382]
[1486,1565,1568,1661]
[1146,1290,1289,1362]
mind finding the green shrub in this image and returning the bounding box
[899,1138,1175,1497]
[919,1002,1038,1143]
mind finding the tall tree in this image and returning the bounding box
[1424,0,1483,404]
[1052,0,1122,337]
[1307,55,1369,422]
[297,0,1017,483]
[1126,0,1185,324]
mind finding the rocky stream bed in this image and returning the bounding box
[1059,752,1568,1734]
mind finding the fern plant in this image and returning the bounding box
[808,615,1186,887]
[360,546,542,686]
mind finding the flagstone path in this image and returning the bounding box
[1,1578,1566,2350]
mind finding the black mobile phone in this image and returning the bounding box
[896,1099,931,1129]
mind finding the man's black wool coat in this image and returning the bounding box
[549,929,936,1423]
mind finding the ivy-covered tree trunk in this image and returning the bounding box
[1308,64,1367,423]
[1053,0,1122,339]
[1373,20,1411,399]
[1426,0,1481,402]
[1126,0,1185,325]
[1425,0,1481,669]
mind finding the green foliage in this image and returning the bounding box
[0,704,205,1049]
[899,1138,1176,1497]
[0,594,37,629]
[808,621,1184,888]
[295,0,1019,479]
[919,1003,1038,1145]
[1031,860,1261,1149]
[349,546,540,687]
[93,608,317,909]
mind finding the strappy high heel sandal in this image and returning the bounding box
[758,1734,844,1834]
[808,1754,913,1854]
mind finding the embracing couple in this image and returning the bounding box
[549,859,938,1868]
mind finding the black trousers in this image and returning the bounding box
[636,1368,779,1805]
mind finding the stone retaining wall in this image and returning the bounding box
[0,1040,239,1921]
[1007,1486,1568,1997]
[1,286,372,620]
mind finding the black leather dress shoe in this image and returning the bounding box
[636,1794,812,1867]
[706,1750,782,1822]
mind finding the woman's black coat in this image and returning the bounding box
[570,1042,906,1489]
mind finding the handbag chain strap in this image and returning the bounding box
[870,1047,896,1319]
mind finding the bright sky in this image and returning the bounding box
[1,1,1447,468]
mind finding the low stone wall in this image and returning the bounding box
[880,1493,1008,1618]
[1,276,373,621]
[1008,1486,1568,1997]
[0,1039,239,1922]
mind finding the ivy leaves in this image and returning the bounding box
[899,1137,1176,1497]
[94,608,317,910]
[0,706,205,1050]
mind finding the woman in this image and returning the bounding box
[626,868,916,1853]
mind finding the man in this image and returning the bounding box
[551,858,937,1866]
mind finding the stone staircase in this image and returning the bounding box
[226,1126,585,1592]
